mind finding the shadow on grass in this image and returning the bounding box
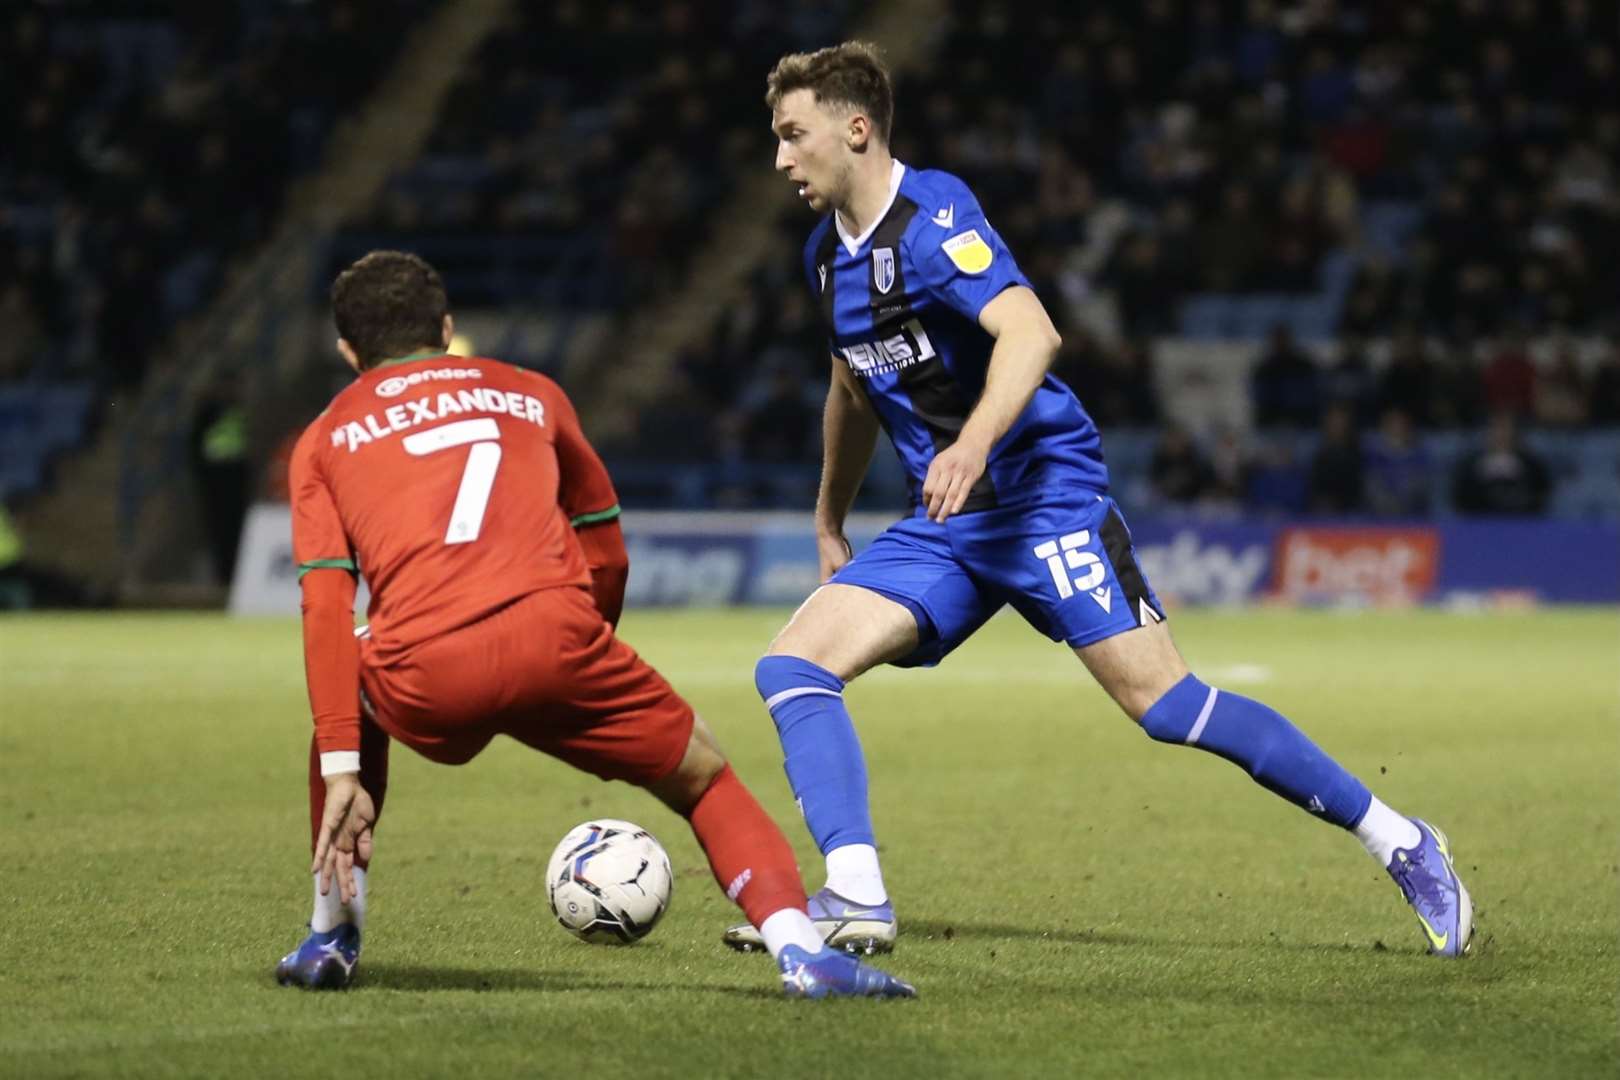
[903,918,1416,958]
[356,964,778,999]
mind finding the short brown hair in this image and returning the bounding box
[330,250,448,368]
[765,40,894,144]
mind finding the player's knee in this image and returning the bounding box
[754,655,844,719]
[653,718,727,812]
[1138,673,1211,743]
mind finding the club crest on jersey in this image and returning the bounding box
[942,229,994,274]
[873,247,896,294]
[817,263,828,292]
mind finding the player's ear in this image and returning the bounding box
[336,337,362,374]
[847,112,871,153]
[441,313,454,349]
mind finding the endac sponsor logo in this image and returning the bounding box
[1272,527,1440,602]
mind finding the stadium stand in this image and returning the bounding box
[4,1,1618,597]
[690,0,1620,514]
[326,1,858,334]
[0,1,439,503]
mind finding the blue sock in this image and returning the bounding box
[754,655,875,853]
[1139,674,1372,829]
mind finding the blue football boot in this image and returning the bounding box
[1386,819,1473,957]
[777,944,916,999]
[275,923,361,989]
[724,887,898,955]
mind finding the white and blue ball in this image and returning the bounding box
[545,819,673,944]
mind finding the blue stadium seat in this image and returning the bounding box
[1315,249,1358,304]
[1177,295,1232,340]
[1361,201,1423,262]
[1285,297,1339,342]
[1233,295,1291,338]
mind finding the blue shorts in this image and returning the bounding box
[829,493,1165,666]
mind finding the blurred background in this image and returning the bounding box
[2,0,1616,611]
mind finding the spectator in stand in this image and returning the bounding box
[1480,330,1538,420]
[1104,231,1181,337]
[1365,409,1431,517]
[1589,348,1620,428]
[1427,341,1485,430]
[1377,329,1435,428]
[1532,344,1590,429]
[1320,336,1378,426]
[1198,182,1267,291]
[739,365,816,464]
[1149,423,1213,507]
[1250,324,1319,429]
[1452,412,1553,516]
[1307,402,1364,516]
[1205,426,1251,514]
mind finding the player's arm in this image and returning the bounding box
[922,286,1061,521]
[289,429,376,901]
[547,379,628,627]
[814,354,881,579]
[289,432,363,771]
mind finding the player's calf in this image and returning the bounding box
[1138,673,1475,955]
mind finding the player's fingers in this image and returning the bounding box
[336,850,357,905]
[937,470,967,522]
[925,463,950,519]
[319,845,339,896]
[311,822,335,876]
[947,467,977,517]
[356,826,374,867]
[310,790,350,873]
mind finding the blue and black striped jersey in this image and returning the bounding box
[803,161,1109,512]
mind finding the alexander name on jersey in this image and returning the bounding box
[330,367,547,454]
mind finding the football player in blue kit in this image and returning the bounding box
[725,41,1473,959]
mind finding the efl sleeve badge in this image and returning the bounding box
[941,229,994,274]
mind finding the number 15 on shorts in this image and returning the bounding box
[1032,531,1104,600]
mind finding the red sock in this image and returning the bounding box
[307,715,391,871]
[685,765,807,928]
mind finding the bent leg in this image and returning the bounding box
[1076,619,1475,955]
[767,583,921,682]
[647,717,815,947]
[1077,620,1374,828]
[757,584,919,906]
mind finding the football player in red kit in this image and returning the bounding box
[275,251,912,999]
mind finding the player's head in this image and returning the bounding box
[767,40,893,214]
[330,250,453,372]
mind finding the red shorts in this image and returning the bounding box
[359,586,693,785]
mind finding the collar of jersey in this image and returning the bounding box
[835,159,906,257]
[371,349,451,370]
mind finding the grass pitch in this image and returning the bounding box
[1,606,1616,1078]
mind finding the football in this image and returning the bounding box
[545,819,673,944]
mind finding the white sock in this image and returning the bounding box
[309,866,367,932]
[1354,796,1421,865]
[824,843,887,906]
[760,907,826,959]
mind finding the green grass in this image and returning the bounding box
[1,607,1616,1078]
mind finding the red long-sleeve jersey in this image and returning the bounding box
[289,353,626,755]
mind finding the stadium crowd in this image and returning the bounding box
[4,1,1618,527]
[0,1,434,391]
[682,0,1620,516]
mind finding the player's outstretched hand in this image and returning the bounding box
[312,773,376,905]
[922,439,989,523]
[817,530,854,582]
